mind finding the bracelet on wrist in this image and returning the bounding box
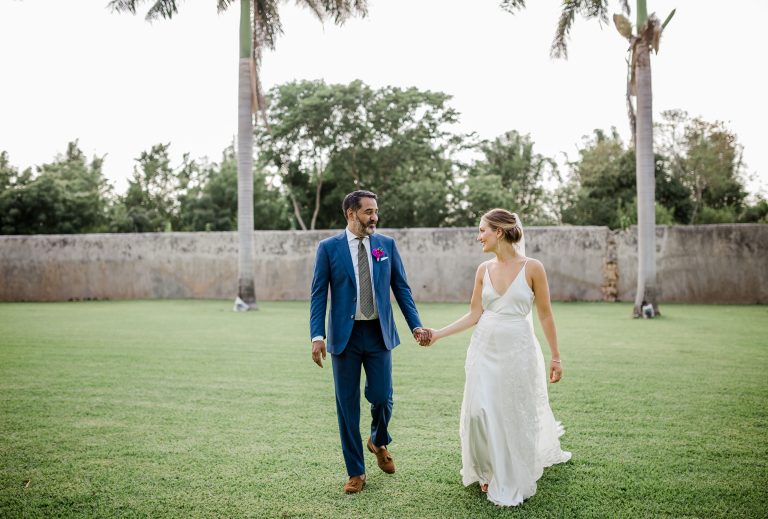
[551,359,561,363]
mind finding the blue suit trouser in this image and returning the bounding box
[331,319,393,477]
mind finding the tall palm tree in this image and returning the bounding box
[109,0,368,310]
[502,0,674,317]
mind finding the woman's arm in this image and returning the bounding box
[426,263,486,345]
[529,259,562,383]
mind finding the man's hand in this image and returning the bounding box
[312,340,327,368]
[413,327,432,347]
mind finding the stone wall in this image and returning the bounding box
[0,225,765,303]
[615,225,768,304]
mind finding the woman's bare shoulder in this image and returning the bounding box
[525,257,546,273]
[475,260,492,278]
[477,259,494,270]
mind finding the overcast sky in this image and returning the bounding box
[1,0,765,197]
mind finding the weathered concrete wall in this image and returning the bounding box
[616,224,768,304]
[0,225,765,303]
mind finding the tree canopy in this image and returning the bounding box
[1,81,764,235]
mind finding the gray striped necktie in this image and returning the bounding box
[357,237,375,318]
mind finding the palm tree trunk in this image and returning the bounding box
[236,0,257,309]
[633,40,658,317]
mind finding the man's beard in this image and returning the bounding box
[355,215,376,236]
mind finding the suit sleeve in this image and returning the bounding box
[309,242,330,341]
[390,240,423,332]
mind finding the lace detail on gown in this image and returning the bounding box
[459,261,571,507]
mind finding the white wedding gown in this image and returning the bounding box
[460,260,571,506]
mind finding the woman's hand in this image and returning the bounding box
[549,359,562,383]
[419,328,439,347]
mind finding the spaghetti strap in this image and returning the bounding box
[521,258,531,291]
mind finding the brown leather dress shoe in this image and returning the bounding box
[343,475,366,494]
[367,437,396,474]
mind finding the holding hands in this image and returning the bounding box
[413,327,438,347]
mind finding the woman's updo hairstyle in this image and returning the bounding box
[481,208,523,244]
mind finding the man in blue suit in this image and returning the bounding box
[310,190,430,494]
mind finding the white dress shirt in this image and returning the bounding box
[311,228,379,343]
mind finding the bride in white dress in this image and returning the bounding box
[424,208,571,507]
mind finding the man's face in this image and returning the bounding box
[347,197,379,236]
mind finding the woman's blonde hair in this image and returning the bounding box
[481,208,523,244]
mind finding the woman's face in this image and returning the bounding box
[477,219,500,253]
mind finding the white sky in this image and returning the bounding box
[1,0,765,197]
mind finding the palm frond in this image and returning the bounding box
[551,0,609,59]
[107,0,138,15]
[583,0,609,24]
[298,0,326,22]
[254,0,367,50]
[619,0,630,16]
[107,0,179,21]
[499,0,526,14]
[253,0,283,51]
[661,8,676,30]
[309,0,369,24]
[217,0,236,14]
[551,1,578,59]
[145,0,179,20]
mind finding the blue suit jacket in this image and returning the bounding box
[310,232,422,355]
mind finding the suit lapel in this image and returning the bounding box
[370,234,384,288]
[335,233,356,284]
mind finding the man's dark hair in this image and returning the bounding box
[342,190,377,216]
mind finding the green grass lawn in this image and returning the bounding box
[1,301,766,518]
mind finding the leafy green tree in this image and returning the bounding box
[0,143,110,234]
[0,152,30,234]
[656,110,748,223]
[738,198,768,224]
[456,131,558,226]
[0,152,18,194]
[560,129,691,229]
[111,0,368,308]
[179,147,290,231]
[377,161,457,229]
[109,143,180,232]
[256,80,461,229]
[560,129,632,228]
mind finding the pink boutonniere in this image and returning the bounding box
[372,248,385,262]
